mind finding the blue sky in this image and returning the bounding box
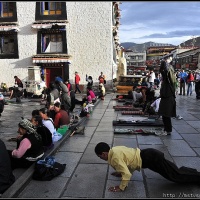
[119,1,200,45]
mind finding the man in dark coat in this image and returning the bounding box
[0,139,15,194]
[156,57,176,136]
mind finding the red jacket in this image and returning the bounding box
[54,109,70,129]
[75,74,80,84]
[187,73,194,83]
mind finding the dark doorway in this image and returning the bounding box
[45,67,63,87]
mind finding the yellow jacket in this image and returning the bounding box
[108,146,142,191]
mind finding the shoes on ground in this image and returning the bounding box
[155,131,171,136]
[179,94,182,95]
[176,115,183,120]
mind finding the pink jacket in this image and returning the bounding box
[89,90,96,99]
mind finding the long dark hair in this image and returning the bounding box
[39,107,51,117]
[159,60,167,80]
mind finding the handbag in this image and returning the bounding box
[52,131,63,142]
[32,156,66,181]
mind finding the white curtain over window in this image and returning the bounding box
[44,41,62,52]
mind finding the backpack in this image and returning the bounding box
[32,156,66,181]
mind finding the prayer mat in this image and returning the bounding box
[117,99,126,102]
[114,107,141,111]
[113,105,133,108]
[112,119,164,126]
[123,101,133,105]
[121,111,144,115]
[114,128,160,135]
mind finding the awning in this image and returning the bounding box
[0,25,19,32]
[32,57,71,63]
[32,23,67,29]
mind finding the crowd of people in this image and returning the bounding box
[0,71,108,194]
[145,66,200,99]
[1,66,200,195]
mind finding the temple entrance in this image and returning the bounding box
[45,67,63,87]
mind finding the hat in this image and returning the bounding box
[18,118,42,141]
[55,76,63,82]
[18,118,37,134]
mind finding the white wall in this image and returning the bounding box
[0,2,114,88]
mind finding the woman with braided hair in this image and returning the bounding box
[7,118,44,170]
[156,57,177,136]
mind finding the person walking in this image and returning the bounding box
[156,57,176,136]
[178,69,188,95]
[186,70,194,96]
[95,142,200,192]
[74,72,81,94]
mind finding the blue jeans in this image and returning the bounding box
[187,82,193,95]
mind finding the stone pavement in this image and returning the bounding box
[1,92,200,198]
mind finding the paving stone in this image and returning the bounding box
[146,178,200,198]
[80,143,106,164]
[62,164,107,198]
[84,119,101,127]
[89,113,104,119]
[193,147,200,156]
[173,156,200,171]
[18,176,69,198]
[89,132,113,144]
[172,124,199,133]
[181,134,200,147]
[105,180,146,198]
[164,140,197,156]
[95,125,114,132]
[186,121,200,129]
[137,135,163,145]
[59,135,90,152]
[113,138,137,148]
[84,126,96,137]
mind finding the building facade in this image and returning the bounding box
[125,50,146,75]
[145,46,176,72]
[0,2,120,92]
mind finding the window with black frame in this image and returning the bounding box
[35,2,67,21]
[37,29,67,54]
[40,2,61,16]
[41,32,63,53]
[0,2,14,17]
[0,32,18,58]
[0,2,17,23]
